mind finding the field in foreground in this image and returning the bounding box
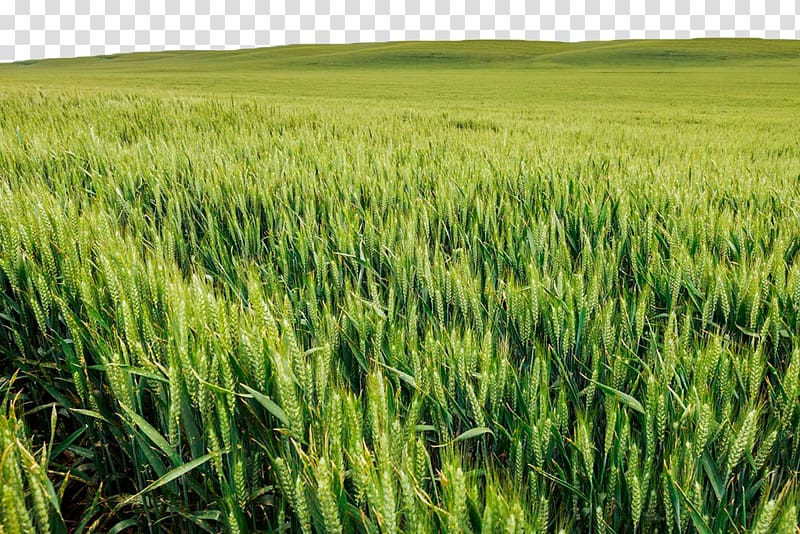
[1,39,800,532]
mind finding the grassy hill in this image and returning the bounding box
[0,39,797,121]
[6,38,800,70]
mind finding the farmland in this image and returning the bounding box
[1,38,800,532]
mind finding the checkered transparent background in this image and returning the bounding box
[1,1,798,62]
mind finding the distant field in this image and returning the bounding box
[4,38,800,99]
[1,40,800,533]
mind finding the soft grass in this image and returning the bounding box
[0,39,799,532]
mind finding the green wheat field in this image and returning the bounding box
[1,38,800,533]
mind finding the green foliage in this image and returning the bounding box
[0,376,65,534]
[1,39,800,532]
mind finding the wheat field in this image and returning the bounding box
[1,39,800,532]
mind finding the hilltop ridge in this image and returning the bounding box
[5,38,800,71]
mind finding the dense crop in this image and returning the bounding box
[1,40,800,533]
